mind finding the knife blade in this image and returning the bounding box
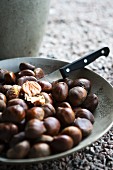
[41,47,110,83]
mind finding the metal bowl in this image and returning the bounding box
[0,57,113,164]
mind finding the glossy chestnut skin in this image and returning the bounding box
[61,126,82,146]
[52,82,68,102]
[37,80,52,92]
[19,62,35,71]
[10,131,26,147]
[7,140,30,159]
[0,85,12,94]
[82,93,98,113]
[68,86,87,106]
[4,71,16,84]
[2,105,26,123]
[7,98,28,110]
[26,107,45,121]
[73,117,93,137]
[41,92,53,105]
[17,69,35,78]
[71,78,91,92]
[28,143,51,158]
[0,69,9,84]
[44,117,61,136]
[75,108,95,124]
[50,135,73,153]
[56,107,75,126]
[34,68,45,79]
[42,103,56,118]
[6,85,21,100]
[56,101,71,108]
[0,92,7,103]
[17,76,38,86]
[0,123,18,142]
[25,119,46,139]
[0,100,6,112]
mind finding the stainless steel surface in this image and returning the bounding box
[0,57,113,164]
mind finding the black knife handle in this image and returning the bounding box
[60,47,110,78]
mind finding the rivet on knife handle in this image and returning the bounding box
[60,47,110,78]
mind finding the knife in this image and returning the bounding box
[41,47,110,83]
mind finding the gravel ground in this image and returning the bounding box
[0,0,113,169]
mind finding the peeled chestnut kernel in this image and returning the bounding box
[52,82,68,102]
[17,69,35,78]
[68,86,87,106]
[56,107,75,126]
[2,105,26,123]
[82,93,98,113]
[26,107,45,121]
[61,126,82,146]
[4,71,16,84]
[41,92,53,105]
[19,62,35,71]
[25,119,46,139]
[0,93,7,103]
[44,117,61,136]
[75,108,94,124]
[28,143,51,158]
[42,103,56,118]
[73,117,93,137]
[51,135,73,153]
[10,131,26,147]
[0,100,6,112]
[7,140,30,159]
[37,80,52,92]
[0,123,18,142]
[7,98,28,110]
[34,68,45,79]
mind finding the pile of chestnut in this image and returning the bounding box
[0,62,98,159]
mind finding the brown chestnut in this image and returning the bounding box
[0,85,12,94]
[7,98,28,110]
[0,92,7,103]
[71,78,91,92]
[17,76,38,86]
[61,126,82,146]
[0,69,9,84]
[0,123,18,142]
[68,86,87,106]
[28,143,51,158]
[7,140,30,159]
[41,92,53,105]
[73,117,93,137]
[75,108,95,124]
[51,135,73,153]
[6,85,21,100]
[34,67,45,79]
[44,117,61,136]
[82,93,98,113]
[17,69,35,78]
[2,105,26,123]
[57,101,72,108]
[56,107,75,126]
[52,82,68,102]
[0,100,6,112]
[19,62,35,71]
[26,107,45,121]
[37,80,52,92]
[10,131,26,147]
[42,103,56,118]
[4,71,16,84]
[25,119,46,139]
